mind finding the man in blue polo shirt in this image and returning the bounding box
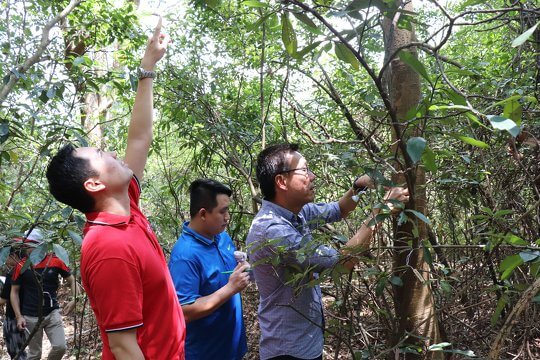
[168,179,250,360]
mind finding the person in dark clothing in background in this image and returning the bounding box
[0,238,27,360]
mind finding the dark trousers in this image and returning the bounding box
[3,317,27,360]
[268,356,323,360]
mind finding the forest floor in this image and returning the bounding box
[0,279,538,359]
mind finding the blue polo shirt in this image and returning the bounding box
[168,222,247,360]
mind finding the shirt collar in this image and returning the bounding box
[182,221,217,246]
[85,211,131,226]
[261,200,301,224]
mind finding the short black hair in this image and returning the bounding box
[189,179,232,217]
[46,144,98,213]
[256,143,299,200]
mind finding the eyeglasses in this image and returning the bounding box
[277,167,312,176]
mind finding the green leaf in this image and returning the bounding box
[519,251,540,263]
[499,254,523,280]
[491,293,509,325]
[29,243,48,265]
[457,135,489,149]
[292,41,323,60]
[346,0,375,11]
[334,43,359,71]
[405,209,431,225]
[281,13,297,55]
[428,342,451,351]
[375,276,387,296]
[422,147,437,172]
[53,243,70,266]
[399,50,431,84]
[429,104,471,111]
[440,280,452,294]
[293,12,322,34]
[494,209,513,218]
[68,230,83,246]
[423,242,433,265]
[504,234,527,246]
[397,211,408,226]
[242,0,268,7]
[487,115,520,137]
[511,22,539,47]
[0,247,11,266]
[389,275,403,286]
[406,137,426,163]
[503,100,522,125]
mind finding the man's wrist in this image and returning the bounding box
[353,176,369,193]
[137,67,156,80]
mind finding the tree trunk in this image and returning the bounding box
[382,2,444,358]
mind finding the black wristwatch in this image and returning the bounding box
[137,67,156,80]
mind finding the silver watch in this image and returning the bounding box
[137,67,156,80]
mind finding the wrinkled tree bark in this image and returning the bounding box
[382,1,444,358]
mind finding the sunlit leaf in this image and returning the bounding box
[422,147,437,172]
[519,251,540,263]
[499,254,523,280]
[242,0,268,8]
[504,234,527,246]
[281,13,297,55]
[457,135,489,149]
[428,342,451,351]
[511,22,539,47]
[487,115,520,137]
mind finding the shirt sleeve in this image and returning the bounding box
[263,222,339,272]
[301,202,342,229]
[168,257,202,306]
[85,258,144,332]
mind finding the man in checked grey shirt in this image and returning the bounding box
[246,144,409,360]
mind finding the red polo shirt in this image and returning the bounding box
[81,177,185,360]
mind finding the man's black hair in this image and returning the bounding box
[46,144,98,213]
[189,179,232,217]
[256,143,299,201]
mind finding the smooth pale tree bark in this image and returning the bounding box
[382,1,444,358]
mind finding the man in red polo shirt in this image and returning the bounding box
[45,18,185,360]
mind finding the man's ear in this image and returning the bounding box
[83,178,105,193]
[275,174,288,191]
[198,208,207,221]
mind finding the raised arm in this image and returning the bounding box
[338,174,374,218]
[340,186,409,270]
[124,17,169,181]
